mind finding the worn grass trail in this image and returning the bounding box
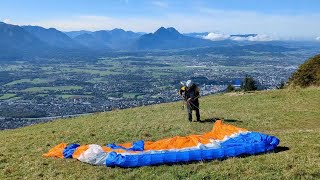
[0,88,319,179]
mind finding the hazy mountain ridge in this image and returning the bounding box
[22,25,83,49]
[0,22,318,59]
[73,28,141,50]
[64,30,93,38]
[0,22,52,58]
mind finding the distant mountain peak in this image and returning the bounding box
[155,27,179,33]
[167,27,179,32]
[156,26,166,30]
[136,26,213,50]
[48,27,58,31]
[153,27,182,38]
[110,28,125,32]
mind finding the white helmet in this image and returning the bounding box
[186,80,193,88]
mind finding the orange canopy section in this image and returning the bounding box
[43,120,248,156]
[204,120,247,139]
[102,120,247,152]
[142,120,247,151]
[42,143,67,158]
[72,145,90,159]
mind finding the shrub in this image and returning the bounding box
[226,84,235,92]
[241,75,257,91]
[288,54,320,87]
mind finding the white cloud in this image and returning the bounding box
[230,34,277,41]
[203,32,230,41]
[230,36,248,41]
[204,33,277,42]
[152,1,168,8]
[193,8,320,39]
[316,36,320,41]
[13,7,320,40]
[2,18,11,24]
[247,34,275,41]
[27,15,165,32]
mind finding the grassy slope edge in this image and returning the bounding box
[0,88,320,179]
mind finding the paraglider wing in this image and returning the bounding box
[43,120,279,167]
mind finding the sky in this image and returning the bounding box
[1,0,320,40]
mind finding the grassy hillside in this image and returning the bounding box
[1,88,320,179]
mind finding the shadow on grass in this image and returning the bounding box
[198,118,243,123]
[273,146,290,153]
[224,119,243,123]
[198,118,217,123]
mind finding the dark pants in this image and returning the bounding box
[187,102,200,121]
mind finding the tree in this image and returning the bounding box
[241,75,257,91]
[226,84,235,92]
[288,54,320,87]
[276,82,285,89]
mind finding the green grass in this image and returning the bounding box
[36,94,49,97]
[0,65,24,71]
[60,68,122,76]
[86,77,105,83]
[122,93,144,99]
[4,78,50,86]
[0,88,320,179]
[0,94,16,100]
[55,95,94,99]
[21,86,83,92]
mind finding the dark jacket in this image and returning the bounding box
[179,84,200,104]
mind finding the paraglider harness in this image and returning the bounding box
[178,84,201,121]
[178,85,216,122]
[179,93,200,111]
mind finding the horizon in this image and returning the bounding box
[1,0,320,41]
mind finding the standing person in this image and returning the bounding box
[179,80,201,122]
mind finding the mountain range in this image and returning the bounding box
[22,25,82,49]
[72,28,141,50]
[0,21,318,59]
[134,27,216,50]
[1,22,220,58]
[0,22,51,58]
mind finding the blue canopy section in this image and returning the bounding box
[63,144,80,158]
[106,140,144,151]
[104,132,280,168]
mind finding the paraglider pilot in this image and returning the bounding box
[179,80,201,122]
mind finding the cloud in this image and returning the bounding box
[230,34,276,41]
[203,32,230,41]
[151,1,169,8]
[229,36,248,41]
[195,8,320,39]
[27,15,165,32]
[247,34,275,41]
[14,7,320,40]
[1,18,11,24]
[316,36,320,41]
[204,33,276,42]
